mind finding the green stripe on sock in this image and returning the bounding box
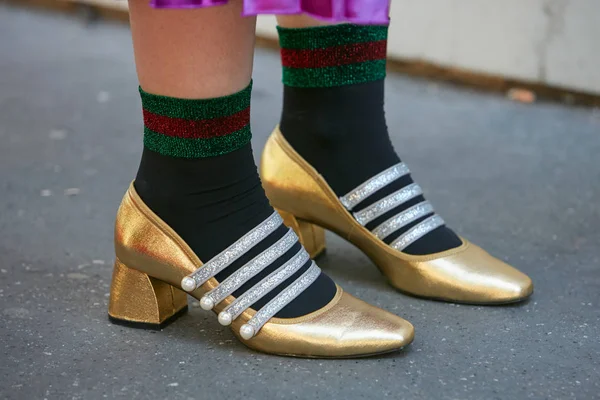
[282,60,387,88]
[277,24,388,50]
[143,126,251,158]
[139,82,252,120]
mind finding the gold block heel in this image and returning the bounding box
[108,259,188,330]
[276,208,326,259]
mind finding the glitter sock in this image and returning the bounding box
[135,84,336,317]
[278,24,387,88]
[277,25,462,255]
[140,82,252,158]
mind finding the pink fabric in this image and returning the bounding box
[149,0,390,24]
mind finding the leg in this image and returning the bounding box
[110,1,414,357]
[109,0,413,356]
[261,14,532,304]
[275,15,461,255]
[127,0,336,318]
[130,0,255,98]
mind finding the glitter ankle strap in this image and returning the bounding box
[353,183,423,226]
[339,164,445,253]
[339,162,410,210]
[198,229,297,311]
[180,211,320,340]
[391,215,445,251]
[372,201,434,240]
[180,211,282,292]
[238,262,320,340]
[218,249,310,326]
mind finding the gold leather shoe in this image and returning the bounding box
[260,127,533,305]
[108,183,414,358]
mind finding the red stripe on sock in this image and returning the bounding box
[281,40,387,69]
[143,107,250,139]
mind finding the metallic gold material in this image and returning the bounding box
[231,287,414,358]
[276,208,326,259]
[108,183,413,357]
[260,127,534,304]
[108,259,188,326]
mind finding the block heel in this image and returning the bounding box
[108,259,188,330]
[276,208,326,259]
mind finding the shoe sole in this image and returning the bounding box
[108,305,189,331]
[109,305,409,359]
[246,344,408,359]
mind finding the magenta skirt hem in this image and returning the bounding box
[149,1,390,25]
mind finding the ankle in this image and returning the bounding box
[135,144,274,258]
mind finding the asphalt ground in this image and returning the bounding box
[1,5,599,399]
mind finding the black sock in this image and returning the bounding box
[278,32,462,255]
[135,84,336,318]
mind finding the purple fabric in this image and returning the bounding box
[149,0,390,24]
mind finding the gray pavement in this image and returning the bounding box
[1,5,599,400]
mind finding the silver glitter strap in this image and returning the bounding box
[181,211,282,292]
[240,262,321,339]
[391,215,445,251]
[219,249,310,323]
[371,201,435,240]
[200,229,297,309]
[353,183,423,226]
[339,163,410,210]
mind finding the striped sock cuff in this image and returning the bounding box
[140,82,252,158]
[277,24,388,88]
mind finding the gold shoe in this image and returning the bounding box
[260,127,534,305]
[108,183,414,358]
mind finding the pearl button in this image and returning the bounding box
[181,277,196,292]
[218,312,232,326]
[239,324,255,340]
[200,296,214,310]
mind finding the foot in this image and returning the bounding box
[261,128,533,304]
[135,83,336,318]
[267,23,533,304]
[277,24,461,256]
[109,81,414,357]
[110,183,415,357]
